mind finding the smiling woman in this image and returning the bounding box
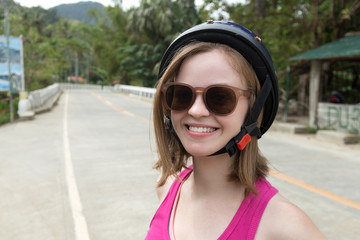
[146,21,326,240]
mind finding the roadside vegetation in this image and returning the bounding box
[0,0,358,90]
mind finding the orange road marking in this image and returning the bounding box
[270,169,360,211]
[89,91,150,123]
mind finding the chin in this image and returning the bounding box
[184,145,221,158]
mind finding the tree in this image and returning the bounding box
[125,0,200,86]
[228,0,360,77]
[3,0,358,95]
[89,6,129,84]
[198,0,231,21]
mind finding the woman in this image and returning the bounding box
[146,21,325,240]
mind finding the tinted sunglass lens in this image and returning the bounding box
[166,85,193,111]
[206,87,236,114]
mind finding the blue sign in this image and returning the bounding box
[0,36,24,92]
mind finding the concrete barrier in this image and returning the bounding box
[59,83,103,91]
[316,130,359,145]
[29,84,61,113]
[318,102,360,135]
[18,83,62,119]
[114,84,156,100]
[17,83,112,120]
[270,121,308,134]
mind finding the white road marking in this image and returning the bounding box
[63,93,91,240]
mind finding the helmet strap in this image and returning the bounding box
[165,116,180,142]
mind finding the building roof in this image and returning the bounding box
[289,33,360,61]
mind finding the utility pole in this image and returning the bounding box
[283,65,290,122]
[86,55,89,84]
[75,51,79,83]
[4,0,14,122]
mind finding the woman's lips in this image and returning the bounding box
[188,125,216,133]
[185,124,219,137]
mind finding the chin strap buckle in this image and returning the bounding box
[231,121,261,155]
[237,133,252,151]
[211,121,261,157]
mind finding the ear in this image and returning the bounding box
[164,115,172,130]
[164,115,181,143]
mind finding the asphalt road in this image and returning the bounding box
[0,89,359,240]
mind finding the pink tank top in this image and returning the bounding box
[145,166,278,240]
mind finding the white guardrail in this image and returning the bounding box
[59,83,114,91]
[18,83,62,119]
[114,84,156,99]
[29,84,60,110]
[17,83,156,119]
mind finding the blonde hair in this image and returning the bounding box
[153,42,268,195]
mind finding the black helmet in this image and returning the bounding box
[159,21,279,156]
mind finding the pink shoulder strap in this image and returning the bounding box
[219,178,278,240]
[145,166,193,240]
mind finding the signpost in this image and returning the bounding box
[1,0,25,122]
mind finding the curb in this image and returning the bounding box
[316,130,359,145]
[270,121,307,134]
[271,121,359,145]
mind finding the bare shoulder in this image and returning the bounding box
[256,193,326,240]
[156,174,175,203]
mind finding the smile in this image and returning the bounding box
[187,125,217,133]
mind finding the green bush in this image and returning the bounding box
[306,127,318,134]
[0,96,19,126]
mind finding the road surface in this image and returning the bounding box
[0,89,359,239]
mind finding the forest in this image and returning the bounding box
[0,0,359,97]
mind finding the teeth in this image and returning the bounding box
[188,126,216,133]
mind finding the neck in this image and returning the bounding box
[189,154,242,197]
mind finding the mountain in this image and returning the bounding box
[51,1,106,24]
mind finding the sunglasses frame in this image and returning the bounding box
[161,82,251,116]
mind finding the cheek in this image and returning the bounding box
[235,100,249,124]
[227,102,249,134]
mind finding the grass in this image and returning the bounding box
[0,97,19,126]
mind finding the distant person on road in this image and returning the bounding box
[146,21,325,240]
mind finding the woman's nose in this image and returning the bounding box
[187,94,210,118]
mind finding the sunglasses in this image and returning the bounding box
[161,82,251,115]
